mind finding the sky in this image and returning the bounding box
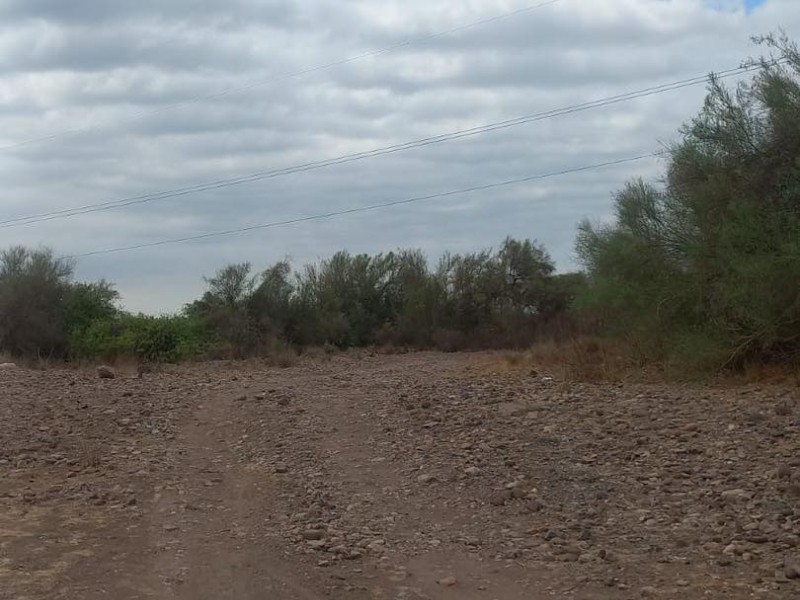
[0,0,796,313]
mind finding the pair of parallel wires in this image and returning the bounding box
[0,0,772,257]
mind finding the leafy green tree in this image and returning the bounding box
[576,35,800,370]
[248,260,294,341]
[188,263,257,357]
[64,281,119,334]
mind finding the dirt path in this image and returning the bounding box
[143,384,327,599]
[2,353,799,599]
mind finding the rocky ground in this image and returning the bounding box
[0,352,799,599]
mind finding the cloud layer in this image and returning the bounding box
[0,0,796,312]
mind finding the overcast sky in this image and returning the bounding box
[0,0,796,313]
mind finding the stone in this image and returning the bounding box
[489,490,513,506]
[97,365,116,379]
[417,474,436,484]
[437,575,457,587]
[498,402,528,417]
[785,556,800,579]
[720,489,750,503]
[0,362,17,370]
[525,498,544,513]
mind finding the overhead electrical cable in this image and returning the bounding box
[0,61,769,230]
[65,151,665,259]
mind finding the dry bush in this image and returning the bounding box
[301,346,332,362]
[497,337,647,383]
[431,329,468,352]
[372,343,411,355]
[727,360,800,387]
[265,340,298,368]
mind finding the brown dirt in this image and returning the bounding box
[1,352,799,599]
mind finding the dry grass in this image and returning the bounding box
[267,346,298,369]
[721,361,800,387]
[489,338,800,386]
[301,346,334,362]
[478,337,653,383]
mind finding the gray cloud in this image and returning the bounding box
[0,0,797,313]
[0,0,299,27]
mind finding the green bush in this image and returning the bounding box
[69,314,209,362]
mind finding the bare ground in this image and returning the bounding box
[1,352,799,599]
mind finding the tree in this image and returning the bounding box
[248,260,294,340]
[498,237,555,313]
[190,263,257,357]
[64,280,120,334]
[203,262,255,309]
[0,246,75,357]
[576,35,800,370]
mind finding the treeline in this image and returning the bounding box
[185,239,584,356]
[0,240,584,362]
[2,35,798,374]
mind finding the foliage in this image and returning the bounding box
[575,34,800,371]
[177,237,578,355]
[64,281,120,336]
[0,247,75,357]
[70,313,208,362]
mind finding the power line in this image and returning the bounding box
[66,151,664,259]
[0,61,766,230]
[0,0,562,152]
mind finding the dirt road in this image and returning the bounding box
[1,353,799,598]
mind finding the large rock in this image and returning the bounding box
[97,365,116,379]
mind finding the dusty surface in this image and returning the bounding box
[1,352,799,599]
